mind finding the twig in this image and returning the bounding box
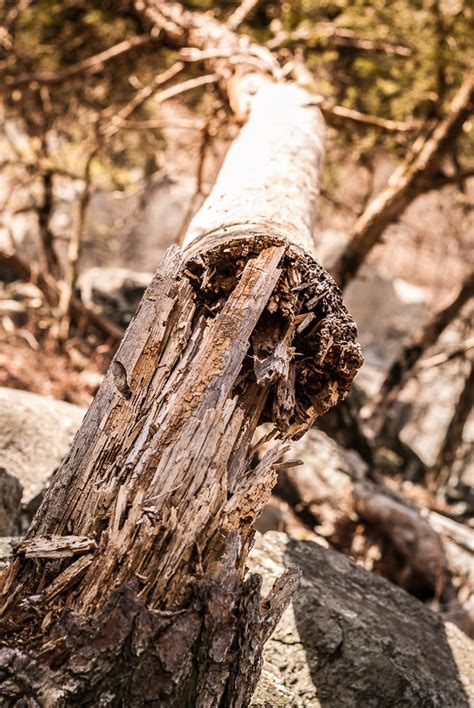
[119,118,205,131]
[322,103,417,133]
[267,23,413,57]
[417,337,474,369]
[227,0,260,32]
[102,61,185,136]
[55,146,99,341]
[292,53,416,133]
[153,72,219,105]
[5,35,153,88]
[103,67,217,138]
[429,168,474,189]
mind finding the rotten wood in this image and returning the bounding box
[0,55,362,704]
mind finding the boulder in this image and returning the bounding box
[0,469,22,536]
[0,388,85,509]
[77,267,152,328]
[250,531,474,707]
[0,530,471,706]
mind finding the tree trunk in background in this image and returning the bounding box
[37,169,60,278]
[330,70,474,289]
[366,270,474,436]
[0,80,362,705]
[432,359,474,488]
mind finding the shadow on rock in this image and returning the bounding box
[285,536,470,708]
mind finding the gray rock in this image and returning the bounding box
[0,388,85,508]
[250,531,474,708]
[0,537,20,571]
[0,530,471,705]
[77,267,152,328]
[0,468,22,536]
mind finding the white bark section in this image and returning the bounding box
[183,83,325,255]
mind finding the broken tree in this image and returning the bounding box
[0,74,362,704]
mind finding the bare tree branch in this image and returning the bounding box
[266,22,413,57]
[0,248,124,341]
[227,0,260,32]
[418,337,474,369]
[36,168,61,277]
[4,35,154,88]
[431,359,474,488]
[291,52,417,133]
[55,146,99,341]
[322,102,418,133]
[330,69,474,289]
[101,61,186,136]
[366,271,474,434]
[103,66,217,137]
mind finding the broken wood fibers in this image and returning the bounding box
[0,239,361,704]
[0,84,362,706]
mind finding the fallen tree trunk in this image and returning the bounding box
[273,428,474,636]
[0,80,362,704]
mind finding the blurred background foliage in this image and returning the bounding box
[2,0,473,189]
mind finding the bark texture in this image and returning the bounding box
[184,83,324,257]
[0,77,362,704]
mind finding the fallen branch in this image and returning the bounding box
[418,337,474,369]
[274,429,471,632]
